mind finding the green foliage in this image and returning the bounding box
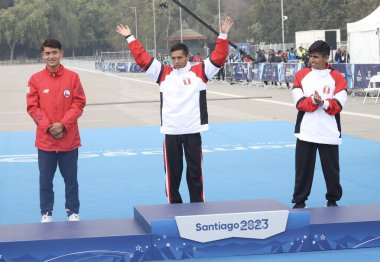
[0,0,379,59]
[0,0,49,60]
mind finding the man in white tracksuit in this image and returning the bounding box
[116,17,233,204]
[291,40,347,209]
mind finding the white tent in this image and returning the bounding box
[347,6,380,63]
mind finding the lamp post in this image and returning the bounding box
[130,7,138,39]
[153,0,157,58]
[218,0,221,33]
[166,9,171,51]
[281,0,288,51]
[179,0,183,43]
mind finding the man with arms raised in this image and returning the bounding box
[116,17,233,204]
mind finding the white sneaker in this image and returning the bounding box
[41,213,52,223]
[68,213,80,222]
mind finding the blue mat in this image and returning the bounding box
[1,121,379,261]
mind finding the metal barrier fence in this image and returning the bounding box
[94,59,380,89]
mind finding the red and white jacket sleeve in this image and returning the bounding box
[322,70,347,115]
[292,70,319,112]
[204,33,229,79]
[60,74,86,130]
[26,77,52,131]
[126,36,162,83]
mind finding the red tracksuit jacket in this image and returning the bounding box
[27,65,86,151]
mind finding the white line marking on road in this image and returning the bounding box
[66,66,157,85]
[66,66,380,120]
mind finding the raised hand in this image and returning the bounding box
[116,24,132,37]
[221,16,233,34]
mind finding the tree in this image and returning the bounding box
[0,0,49,61]
[1,0,380,60]
[0,0,13,9]
[46,0,81,57]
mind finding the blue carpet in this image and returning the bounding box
[1,121,379,261]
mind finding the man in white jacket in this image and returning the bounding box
[116,17,233,204]
[291,40,347,209]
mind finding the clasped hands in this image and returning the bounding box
[313,91,324,106]
[49,122,64,139]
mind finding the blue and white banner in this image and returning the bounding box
[95,60,380,88]
[352,64,380,89]
[230,62,249,81]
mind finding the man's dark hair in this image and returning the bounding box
[40,39,62,52]
[308,40,330,57]
[170,43,189,56]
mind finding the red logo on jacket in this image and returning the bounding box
[183,78,191,85]
[322,86,331,94]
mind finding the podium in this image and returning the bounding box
[1,199,380,261]
[0,219,151,261]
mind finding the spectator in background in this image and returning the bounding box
[334,48,342,63]
[163,54,172,66]
[228,50,240,62]
[256,50,268,85]
[297,47,309,67]
[267,49,278,86]
[157,53,164,62]
[256,50,267,63]
[192,53,202,63]
[217,64,226,83]
[243,54,253,62]
[297,46,305,60]
[277,50,290,88]
[303,50,310,68]
[277,50,287,63]
[267,49,277,63]
[288,47,297,61]
[340,47,350,63]
[228,50,234,62]
[282,49,289,62]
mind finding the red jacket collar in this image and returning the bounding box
[44,64,64,76]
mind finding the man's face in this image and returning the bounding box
[41,46,63,70]
[171,50,189,69]
[309,52,329,70]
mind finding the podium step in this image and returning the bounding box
[134,198,289,233]
[0,218,151,261]
[1,200,380,261]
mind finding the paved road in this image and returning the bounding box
[1,60,379,141]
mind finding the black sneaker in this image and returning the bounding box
[293,202,306,209]
[326,200,338,207]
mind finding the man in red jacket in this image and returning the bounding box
[27,39,86,223]
[116,17,233,204]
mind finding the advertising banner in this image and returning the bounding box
[353,64,380,89]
